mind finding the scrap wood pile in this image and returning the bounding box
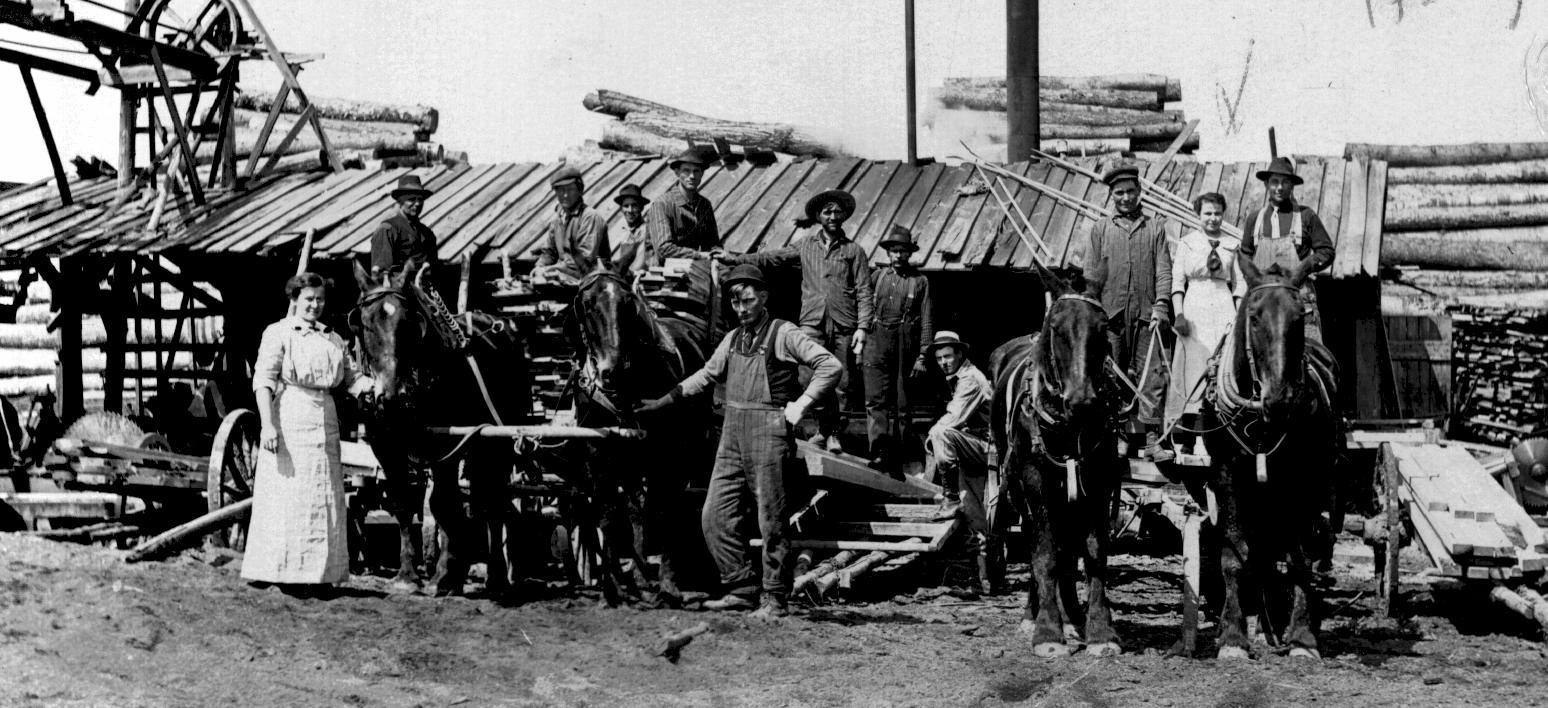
[1388,442,1548,579]
[582,89,836,161]
[1450,306,1548,443]
[934,74,1196,156]
[211,90,458,171]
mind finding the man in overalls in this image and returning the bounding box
[863,224,936,474]
[1236,157,1336,343]
[638,264,841,618]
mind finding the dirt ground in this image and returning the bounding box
[3,531,1548,708]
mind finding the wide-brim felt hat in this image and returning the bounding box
[613,184,649,206]
[803,189,856,221]
[390,174,432,199]
[879,224,919,252]
[1255,156,1304,185]
[723,264,768,290]
[1101,164,1141,188]
[669,147,714,169]
[927,331,969,355]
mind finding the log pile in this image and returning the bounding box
[199,89,455,171]
[583,89,838,159]
[932,74,1196,158]
[1389,442,1548,580]
[1450,307,1548,443]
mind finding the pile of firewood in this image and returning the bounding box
[583,89,836,160]
[932,74,1195,157]
[1450,306,1548,442]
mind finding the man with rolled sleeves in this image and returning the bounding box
[864,224,936,473]
[532,165,610,287]
[608,184,652,276]
[925,332,994,532]
[1080,164,1173,462]
[637,264,841,619]
[1237,157,1335,343]
[717,189,873,455]
[647,148,721,262]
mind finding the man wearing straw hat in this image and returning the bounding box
[369,174,439,281]
[533,165,611,287]
[863,224,935,474]
[924,332,994,531]
[1238,156,1335,343]
[609,183,653,276]
[637,264,841,619]
[648,147,721,262]
[1080,163,1174,462]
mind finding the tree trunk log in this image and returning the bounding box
[1385,203,1548,231]
[583,89,698,120]
[1133,135,1202,153]
[1388,158,1548,184]
[1404,269,1548,290]
[1039,122,1185,141]
[623,112,836,157]
[126,497,252,562]
[1388,183,1548,209]
[946,74,1181,102]
[234,90,438,133]
[198,109,418,161]
[1382,227,1548,270]
[599,120,692,157]
[936,85,1165,112]
[1346,142,1548,168]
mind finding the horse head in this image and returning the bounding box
[1236,256,1308,423]
[571,263,656,400]
[1034,262,1109,418]
[351,256,431,401]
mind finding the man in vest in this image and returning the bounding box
[1237,157,1336,343]
[609,183,652,277]
[925,332,994,534]
[864,224,936,474]
[637,264,841,619]
[1080,164,1174,462]
[532,165,611,287]
[647,148,721,262]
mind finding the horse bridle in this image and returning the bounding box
[1018,293,1111,468]
[1241,281,1303,397]
[1037,293,1105,405]
[571,269,643,418]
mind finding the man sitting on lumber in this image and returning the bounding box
[609,183,652,277]
[925,332,994,532]
[716,189,874,456]
[1237,157,1335,343]
[532,166,611,287]
[1078,164,1173,462]
[637,264,841,619]
[647,148,721,263]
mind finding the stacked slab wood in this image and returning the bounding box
[198,90,448,169]
[936,74,1195,155]
[1449,306,1548,443]
[583,89,839,158]
[490,281,572,421]
[1391,443,1548,579]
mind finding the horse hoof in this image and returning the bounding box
[1289,647,1321,661]
[1085,642,1122,657]
[1033,642,1072,659]
[389,580,421,595]
[1018,619,1038,635]
[1217,646,1251,661]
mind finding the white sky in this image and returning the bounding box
[1,0,1545,182]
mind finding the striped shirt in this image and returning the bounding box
[647,184,720,260]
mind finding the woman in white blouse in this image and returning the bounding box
[1166,193,1243,454]
[242,273,372,597]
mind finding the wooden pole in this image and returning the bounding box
[127,497,252,562]
[19,66,73,206]
[1006,0,1039,163]
[1269,127,1278,159]
[904,0,918,165]
[56,257,83,421]
[119,0,140,195]
[104,256,131,414]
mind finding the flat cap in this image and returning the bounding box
[550,165,584,187]
[1101,164,1141,188]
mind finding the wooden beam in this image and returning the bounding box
[257,104,314,176]
[243,82,290,178]
[19,65,72,206]
[0,4,217,78]
[0,45,103,87]
[227,0,342,171]
[103,256,131,413]
[149,46,205,207]
[136,256,223,310]
[55,256,83,420]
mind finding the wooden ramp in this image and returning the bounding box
[1392,442,1548,579]
[796,440,941,499]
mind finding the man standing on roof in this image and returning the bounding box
[532,166,610,287]
[1079,164,1173,462]
[647,148,721,262]
[863,224,935,474]
[1238,157,1335,343]
[369,174,438,281]
[637,264,841,619]
[715,189,874,456]
[609,184,652,276]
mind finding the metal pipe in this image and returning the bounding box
[904,0,918,165]
[1006,0,1039,162]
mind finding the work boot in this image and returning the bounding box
[931,495,962,521]
[825,434,845,455]
[808,432,828,449]
[751,595,788,620]
[702,592,756,612]
[1144,431,1174,463]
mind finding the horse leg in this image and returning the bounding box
[1284,519,1323,659]
[645,462,686,606]
[1055,537,1085,641]
[468,454,516,602]
[427,462,469,597]
[381,465,423,592]
[1020,467,1069,657]
[1216,475,1253,660]
[1081,484,1122,657]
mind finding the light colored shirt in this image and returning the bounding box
[675,318,841,401]
[535,202,610,273]
[933,360,992,437]
[253,316,363,394]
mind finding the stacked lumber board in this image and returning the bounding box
[489,281,573,421]
[931,74,1196,159]
[583,89,833,160]
[1391,442,1548,579]
[1449,307,1548,443]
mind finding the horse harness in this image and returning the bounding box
[571,270,689,421]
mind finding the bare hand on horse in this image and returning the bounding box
[636,394,673,414]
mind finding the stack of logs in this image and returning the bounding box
[1450,307,1548,443]
[1362,142,1548,307]
[583,89,836,159]
[934,74,1195,157]
[198,90,458,171]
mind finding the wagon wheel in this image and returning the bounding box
[207,408,258,550]
[136,432,172,452]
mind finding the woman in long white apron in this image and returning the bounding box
[241,273,371,595]
[1166,193,1243,454]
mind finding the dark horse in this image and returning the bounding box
[566,263,708,605]
[351,258,533,597]
[989,264,1126,658]
[1178,259,1340,660]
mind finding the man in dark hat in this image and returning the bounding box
[533,165,610,287]
[924,332,994,531]
[1238,156,1335,342]
[716,188,874,455]
[370,174,438,280]
[863,224,936,473]
[1080,163,1174,462]
[609,184,652,276]
[637,264,841,619]
[647,147,721,262]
